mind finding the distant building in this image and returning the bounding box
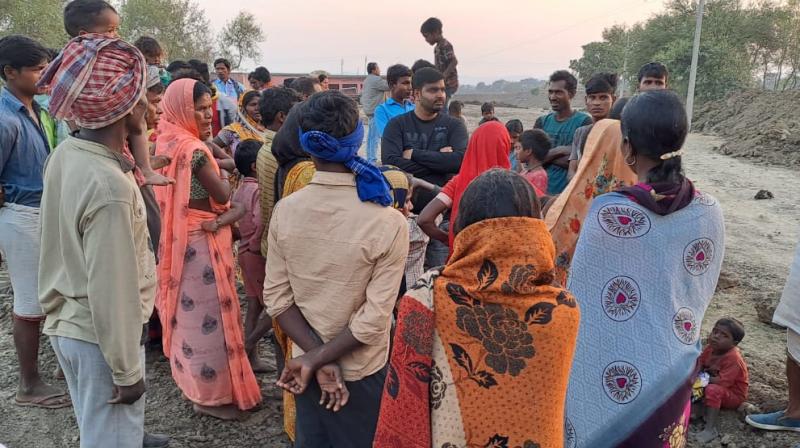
[232,72,367,97]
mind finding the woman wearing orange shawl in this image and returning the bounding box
[418,121,511,253]
[374,169,580,448]
[544,117,637,285]
[154,78,261,420]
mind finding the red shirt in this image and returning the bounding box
[698,346,749,401]
[521,167,548,197]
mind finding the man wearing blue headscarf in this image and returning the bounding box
[263,90,409,447]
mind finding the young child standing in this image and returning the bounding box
[479,102,498,125]
[232,139,272,373]
[421,17,459,111]
[517,129,551,196]
[695,318,749,443]
[506,119,524,172]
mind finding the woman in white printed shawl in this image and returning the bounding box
[565,90,725,448]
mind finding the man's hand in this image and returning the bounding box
[439,146,453,153]
[277,354,316,395]
[143,169,175,186]
[149,155,171,171]
[402,149,413,160]
[108,378,145,405]
[317,363,349,412]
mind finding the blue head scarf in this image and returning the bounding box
[299,120,393,207]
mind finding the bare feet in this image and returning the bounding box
[192,404,247,421]
[694,427,719,444]
[16,380,70,409]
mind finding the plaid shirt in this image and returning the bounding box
[405,215,429,288]
[434,38,459,91]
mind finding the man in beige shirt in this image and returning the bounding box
[37,37,158,448]
[264,90,408,447]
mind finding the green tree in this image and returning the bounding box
[0,0,68,48]
[218,11,264,69]
[119,0,213,62]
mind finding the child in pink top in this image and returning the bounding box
[516,129,551,197]
[232,139,272,373]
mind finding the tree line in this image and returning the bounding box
[569,0,800,102]
[0,0,263,69]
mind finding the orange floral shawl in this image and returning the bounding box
[374,217,580,448]
[154,79,261,410]
[544,119,637,285]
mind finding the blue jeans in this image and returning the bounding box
[366,114,380,164]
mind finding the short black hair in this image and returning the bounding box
[166,60,191,75]
[609,96,629,120]
[621,90,688,184]
[550,70,579,96]
[298,90,359,139]
[213,58,231,70]
[367,62,378,74]
[133,36,163,60]
[454,169,541,235]
[64,0,117,37]
[586,72,619,95]
[0,35,51,81]
[318,73,328,82]
[520,129,552,163]
[250,66,271,84]
[187,59,211,85]
[420,17,443,34]
[192,81,212,102]
[259,87,302,127]
[386,64,412,87]
[448,100,464,115]
[481,102,495,114]
[412,67,444,90]
[148,82,165,95]
[283,77,296,88]
[506,119,524,135]
[290,76,321,98]
[715,318,745,343]
[637,62,669,83]
[411,59,435,74]
[234,139,262,177]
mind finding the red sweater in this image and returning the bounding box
[698,346,749,401]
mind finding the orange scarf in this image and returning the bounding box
[155,79,261,410]
[375,217,580,447]
[544,119,637,285]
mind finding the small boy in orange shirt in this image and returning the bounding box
[694,317,749,443]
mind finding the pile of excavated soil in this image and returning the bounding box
[693,90,800,167]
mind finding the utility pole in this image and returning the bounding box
[620,29,631,96]
[686,0,706,131]
[340,58,344,75]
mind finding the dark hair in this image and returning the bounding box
[241,90,261,109]
[420,17,443,34]
[621,90,688,184]
[298,90,359,139]
[448,100,464,114]
[716,318,745,343]
[0,35,50,81]
[64,0,117,37]
[609,96,629,120]
[520,129,552,163]
[505,119,524,135]
[586,72,618,95]
[213,58,231,70]
[193,81,212,102]
[259,87,302,127]
[549,70,579,96]
[283,77,296,88]
[412,67,444,90]
[133,36,163,60]
[637,62,669,83]
[367,62,378,74]
[148,82,165,95]
[386,64,412,86]
[290,76,320,98]
[481,102,494,114]
[318,73,328,83]
[454,169,541,235]
[250,66,271,84]
[234,139,262,177]
[166,60,191,74]
[411,59,435,74]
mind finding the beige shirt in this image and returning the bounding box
[263,171,409,381]
[256,129,277,257]
[39,137,156,386]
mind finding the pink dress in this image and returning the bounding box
[232,177,266,298]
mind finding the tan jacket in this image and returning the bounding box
[39,137,156,386]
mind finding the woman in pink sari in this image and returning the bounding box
[155,78,261,420]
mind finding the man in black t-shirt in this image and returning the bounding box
[381,67,468,211]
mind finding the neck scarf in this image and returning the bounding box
[619,177,696,216]
[227,90,266,142]
[447,121,512,249]
[299,121,392,206]
[37,34,145,129]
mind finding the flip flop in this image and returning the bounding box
[15,392,72,409]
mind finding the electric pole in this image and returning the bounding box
[686,0,706,131]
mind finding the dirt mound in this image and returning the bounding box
[693,90,800,166]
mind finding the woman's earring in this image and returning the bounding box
[624,154,636,166]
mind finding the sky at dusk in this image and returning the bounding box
[197,0,668,84]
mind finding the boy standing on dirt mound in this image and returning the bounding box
[421,17,459,112]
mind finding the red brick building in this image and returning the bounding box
[232,72,367,96]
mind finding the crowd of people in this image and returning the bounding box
[1,1,799,447]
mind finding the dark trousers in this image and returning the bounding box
[295,367,386,448]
